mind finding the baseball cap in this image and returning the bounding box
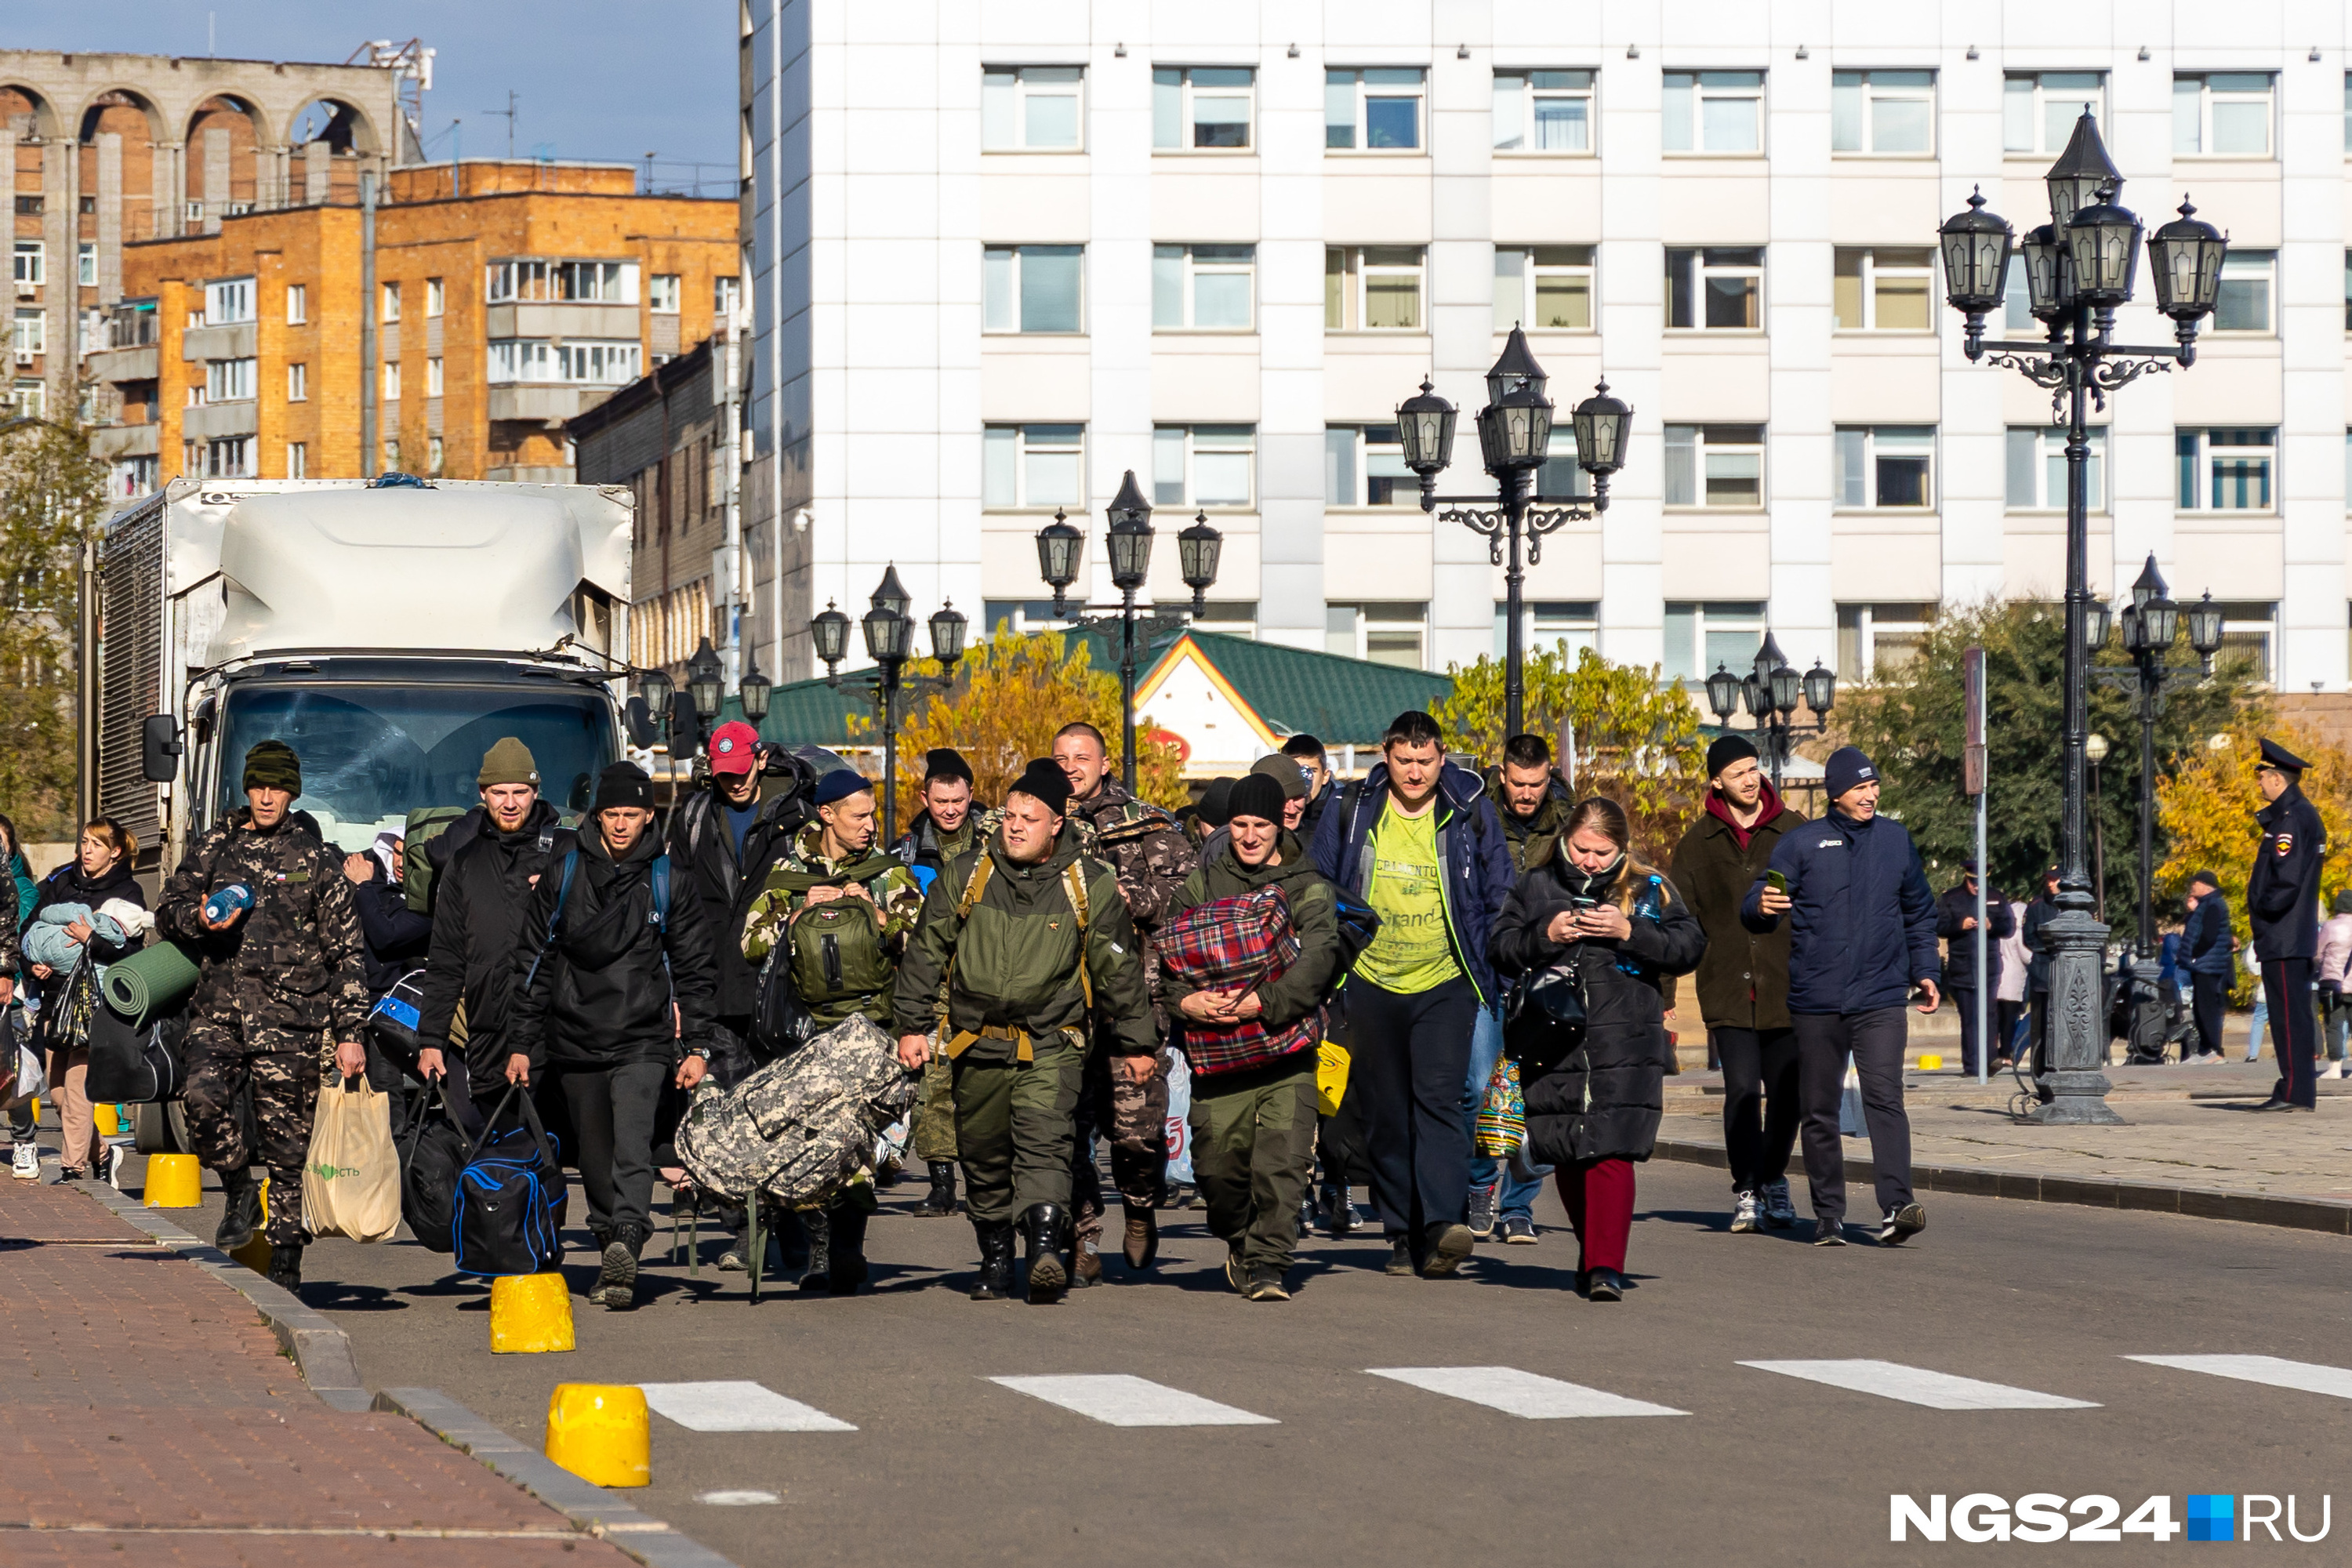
[708,720,760,775]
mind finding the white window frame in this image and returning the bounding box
[1327,601,1429,669]
[2175,72,2274,158]
[1831,70,1935,155]
[203,435,253,479]
[1325,246,1425,332]
[1494,245,1595,332]
[2005,72,2107,155]
[2212,249,2275,334]
[649,273,682,314]
[205,358,255,403]
[204,276,255,325]
[426,277,445,317]
[1496,599,1599,659]
[427,356,445,397]
[982,245,1086,335]
[1325,68,1425,153]
[554,340,641,383]
[7,379,42,419]
[2215,602,2276,681]
[78,243,96,287]
[428,435,445,476]
[1835,426,1936,511]
[1152,67,1254,152]
[382,359,401,401]
[485,260,640,304]
[1663,601,1767,685]
[1151,425,1256,510]
[285,361,307,402]
[1152,245,1255,332]
[2005,426,2107,511]
[488,339,554,383]
[1832,245,1936,332]
[1664,247,1763,332]
[1492,71,1595,154]
[714,274,740,316]
[285,441,305,480]
[1662,424,1766,510]
[385,438,401,474]
[12,310,44,356]
[285,283,307,324]
[1324,425,1420,508]
[11,241,42,286]
[1836,603,1937,681]
[982,66,1086,152]
[1662,71,1763,155]
[983,424,1087,510]
[2176,427,2276,514]
[982,600,1080,637]
[1189,601,1258,640]
[381,281,401,323]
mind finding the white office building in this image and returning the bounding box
[735,2,2351,694]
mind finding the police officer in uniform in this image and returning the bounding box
[158,741,370,1291]
[2249,737,2326,1112]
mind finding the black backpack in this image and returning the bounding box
[397,1080,470,1255]
[452,1086,568,1276]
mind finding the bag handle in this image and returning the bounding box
[464,1080,557,1171]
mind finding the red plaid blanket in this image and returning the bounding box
[1156,884,1320,1076]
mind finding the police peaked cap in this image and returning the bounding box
[2256,737,2310,774]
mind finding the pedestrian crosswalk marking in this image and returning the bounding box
[988,1374,1277,1427]
[640,1381,857,1432]
[1739,1359,2099,1410]
[2127,1354,2352,1400]
[1368,1366,1686,1419]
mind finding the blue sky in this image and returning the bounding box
[9,1,735,188]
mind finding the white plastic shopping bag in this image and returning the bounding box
[1163,1051,1194,1185]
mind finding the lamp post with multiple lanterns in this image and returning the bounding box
[1702,632,1837,794]
[809,564,969,842]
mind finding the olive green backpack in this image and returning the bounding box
[760,856,902,1030]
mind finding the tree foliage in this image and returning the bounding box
[0,415,110,840]
[1435,641,1705,863]
[857,628,1187,826]
[1840,599,2258,940]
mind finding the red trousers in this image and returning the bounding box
[1554,1156,1636,1272]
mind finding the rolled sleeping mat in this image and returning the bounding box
[101,940,204,1025]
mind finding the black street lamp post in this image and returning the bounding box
[1396,331,1632,741]
[1938,111,2227,1123]
[810,565,970,842]
[1702,632,1836,793]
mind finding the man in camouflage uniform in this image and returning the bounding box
[740,770,923,1293]
[891,748,978,1217]
[157,741,368,1292]
[1051,721,1194,1279]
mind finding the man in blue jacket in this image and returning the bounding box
[2182,871,2233,1064]
[1312,710,1515,1278]
[1741,746,1939,1246]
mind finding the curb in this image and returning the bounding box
[377,1387,738,1568]
[1652,1138,2352,1236]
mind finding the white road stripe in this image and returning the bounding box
[640,1381,857,1432]
[694,1490,782,1506]
[1368,1366,1686,1419]
[988,1374,1277,1427]
[2127,1354,2352,1400]
[1739,1359,2099,1410]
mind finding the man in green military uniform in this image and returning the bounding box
[158,741,369,1292]
[891,748,979,1217]
[894,757,1155,1304]
[1485,733,1572,873]
[741,769,924,1292]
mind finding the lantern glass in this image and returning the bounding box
[1483,327,1548,408]
[2092,602,2118,651]
[2186,591,2225,656]
[687,637,725,720]
[2141,595,2180,651]
[637,663,675,717]
[1740,673,1766,719]
[1751,631,1788,691]
[2063,189,2141,303]
[928,600,968,664]
[1477,386,1552,474]
[1769,662,1802,714]
[1177,511,1223,594]
[739,659,772,723]
[2147,199,2227,322]
[1937,187,2013,314]
[1396,380,1457,474]
[2020,224,2070,320]
[1569,379,1632,476]
[862,604,909,664]
[1802,661,1836,716]
[808,604,850,668]
[1704,663,1741,720]
[1105,470,1155,591]
[1035,510,1083,593]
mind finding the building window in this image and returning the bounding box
[425,277,445,317]
[1664,247,1762,330]
[427,357,445,396]
[1836,604,1936,681]
[1189,601,1257,640]
[10,242,41,286]
[286,283,307,324]
[381,281,401,323]
[204,276,255,325]
[14,196,42,216]
[382,360,400,401]
[1494,245,1594,332]
[2006,426,2107,510]
[111,455,158,496]
[206,358,256,403]
[1835,426,1935,510]
[983,245,1083,334]
[286,361,307,402]
[715,274,740,315]
[2176,428,2275,512]
[982,66,1084,151]
[649,273,681,313]
[385,438,401,473]
[982,600,1079,636]
[488,339,642,384]
[1663,424,1765,509]
[1325,425,1419,507]
[2216,602,2276,681]
[2005,72,2105,154]
[1663,71,1763,154]
[2212,250,2274,333]
[1153,67,1253,151]
[983,424,1085,509]
[1534,428,1592,499]
[1152,245,1254,331]
[1832,246,1933,331]
[287,441,305,479]
[1493,71,1594,153]
[1324,246,1424,332]
[1327,602,1428,669]
[1326,68,1425,151]
[1831,70,1933,154]
[2175,72,2273,158]
[1663,601,1767,685]
[7,379,41,419]
[12,310,44,357]
[429,436,445,476]
[485,260,640,303]
[78,243,96,286]
[1152,425,1254,509]
[1496,600,1599,659]
[205,436,253,478]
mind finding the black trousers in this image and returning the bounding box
[1949,989,1986,1076]
[2263,958,2318,1108]
[1715,1025,1799,1193]
[1792,1008,1912,1225]
[2026,989,2052,1078]
[2189,972,2227,1062]
[1996,1000,2025,1063]
[549,1059,668,1236]
[1345,975,1478,1241]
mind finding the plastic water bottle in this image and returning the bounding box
[203,883,254,924]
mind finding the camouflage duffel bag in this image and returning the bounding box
[676,1014,918,1207]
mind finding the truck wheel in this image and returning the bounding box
[132,1101,191,1155]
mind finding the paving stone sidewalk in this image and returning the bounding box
[0,1178,642,1568]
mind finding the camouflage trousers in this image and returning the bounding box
[910,1049,958,1163]
[1070,1047,1172,1245]
[949,1029,1084,1224]
[182,1021,325,1247]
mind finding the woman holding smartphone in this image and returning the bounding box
[1492,798,1704,1301]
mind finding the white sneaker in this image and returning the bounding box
[100,1144,125,1189]
[1730,1191,1762,1233]
[9,1142,36,1180]
[2324,1062,2347,1081]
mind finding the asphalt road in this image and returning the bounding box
[172,1160,2352,1566]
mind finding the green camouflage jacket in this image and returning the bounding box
[739,821,926,964]
[154,810,370,1042]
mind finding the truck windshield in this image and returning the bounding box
[215,681,617,850]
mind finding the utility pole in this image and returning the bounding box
[485,91,517,159]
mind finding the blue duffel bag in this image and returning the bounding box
[452,1085,568,1276]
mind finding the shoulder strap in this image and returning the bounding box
[1062,861,1094,1011]
[684,791,710,860]
[955,852,995,923]
[651,855,671,931]
[521,851,580,992]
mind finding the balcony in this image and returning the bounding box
[488,385,615,425]
[183,321,256,361]
[90,423,158,460]
[485,302,641,340]
[86,343,158,383]
[182,401,257,439]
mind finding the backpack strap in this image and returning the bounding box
[520,850,579,992]
[650,854,671,931]
[954,852,995,922]
[1062,860,1094,1011]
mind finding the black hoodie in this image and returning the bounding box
[418,799,575,1083]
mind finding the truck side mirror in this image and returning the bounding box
[666,692,700,757]
[140,713,183,783]
[623,695,658,750]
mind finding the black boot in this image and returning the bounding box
[595,1223,645,1309]
[826,1204,869,1294]
[214,1167,262,1253]
[798,1209,832,1292]
[1023,1203,1069,1304]
[264,1240,303,1293]
[919,1161,958,1217]
[969,1219,1015,1301]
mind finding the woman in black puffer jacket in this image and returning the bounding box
[1491,797,1704,1302]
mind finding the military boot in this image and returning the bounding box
[214,1167,263,1253]
[798,1209,833,1292]
[1122,1203,1159,1270]
[264,1240,303,1294]
[969,1219,1015,1301]
[595,1224,644,1309]
[918,1161,958,1217]
[1023,1203,1069,1304]
[826,1204,869,1295]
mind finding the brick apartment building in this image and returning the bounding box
[85,158,739,490]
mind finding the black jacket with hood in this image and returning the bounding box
[666,776,809,1018]
[418,799,575,1082]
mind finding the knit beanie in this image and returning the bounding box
[241,740,301,795]
[592,760,655,813]
[1704,733,1759,779]
[924,747,974,786]
[477,736,540,788]
[1250,752,1310,800]
[1824,746,1878,801]
[1196,776,1236,829]
[1226,771,1288,826]
[813,769,873,807]
[1007,757,1072,817]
